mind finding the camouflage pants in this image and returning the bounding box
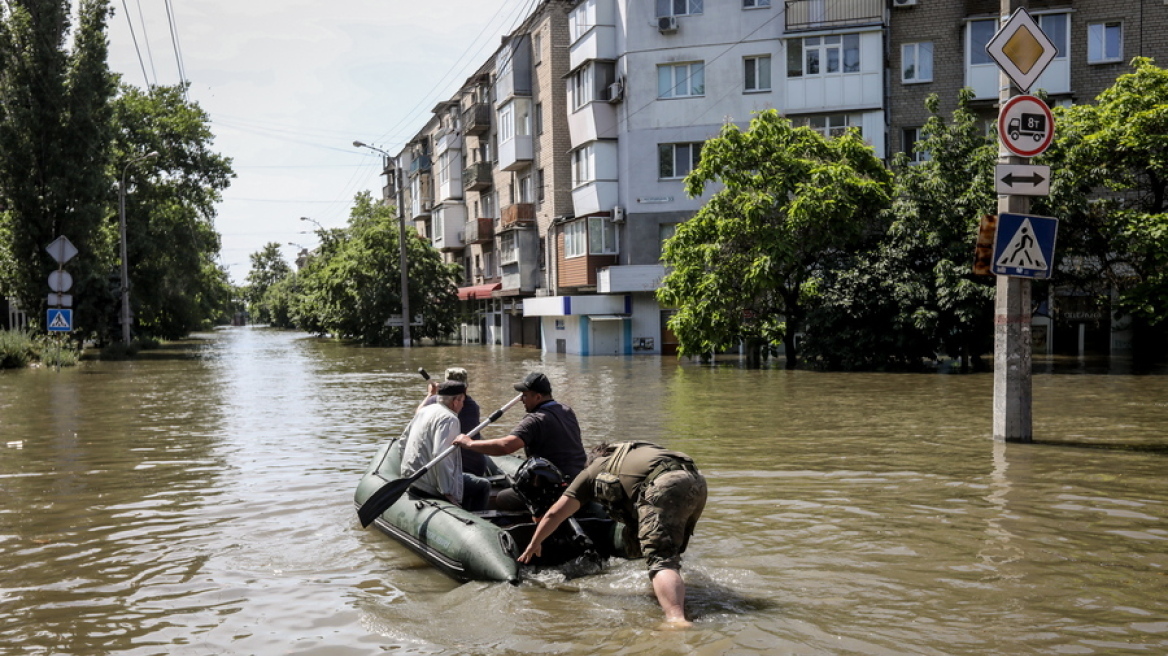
[635,469,707,572]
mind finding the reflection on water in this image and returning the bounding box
[1,327,1166,655]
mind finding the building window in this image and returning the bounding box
[564,220,587,258]
[787,34,860,77]
[796,114,861,139]
[535,102,543,134]
[968,19,996,66]
[1039,13,1068,61]
[537,168,545,203]
[588,216,618,255]
[902,127,931,163]
[533,31,542,65]
[499,231,517,264]
[659,142,702,179]
[482,192,496,219]
[571,145,594,187]
[570,62,615,111]
[658,62,705,98]
[744,55,772,92]
[518,173,533,203]
[1088,21,1122,63]
[499,104,514,142]
[902,42,933,83]
[743,0,770,7]
[433,207,444,241]
[657,0,702,17]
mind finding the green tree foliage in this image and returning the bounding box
[0,0,116,338]
[292,192,460,345]
[658,110,893,368]
[1038,58,1168,355]
[111,84,235,340]
[802,90,998,371]
[245,242,291,324]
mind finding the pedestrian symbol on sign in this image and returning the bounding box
[996,219,1046,271]
[47,308,73,332]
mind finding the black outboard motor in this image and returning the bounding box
[510,457,567,517]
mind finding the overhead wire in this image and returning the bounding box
[162,0,187,98]
[135,0,158,85]
[119,0,151,87]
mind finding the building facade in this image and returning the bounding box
[378,0,1167,356]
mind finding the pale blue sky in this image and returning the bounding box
[104,0,533,283]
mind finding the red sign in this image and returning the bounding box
[998,95,1054,158]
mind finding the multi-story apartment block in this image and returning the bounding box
[378,0,1167,356]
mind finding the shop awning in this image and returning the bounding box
[457,283,500,301]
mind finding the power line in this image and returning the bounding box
[119,0,151,87]
[135,0,159,85]
[162,0,187,97]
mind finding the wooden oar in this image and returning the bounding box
[357,393,523,528]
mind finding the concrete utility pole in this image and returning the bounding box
[354,141,411,348]
[993,0,1031,442]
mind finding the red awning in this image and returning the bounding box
[457,283,500,301]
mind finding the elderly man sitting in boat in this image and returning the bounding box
[401,380,491,511]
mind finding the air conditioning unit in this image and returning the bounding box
[609,206,626,223]
[658,15,678,34]
[892,0,917,7]
[606,82,624,104]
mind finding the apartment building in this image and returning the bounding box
[379,0,1166,356]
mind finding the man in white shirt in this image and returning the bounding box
[400,380,491,510]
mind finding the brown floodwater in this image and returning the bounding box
[1,327,1166,655]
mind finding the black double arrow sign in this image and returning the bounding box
[1000,171,1046,187]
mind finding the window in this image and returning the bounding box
[588,216,618,255]
[537,169,545,203]
[659,142,702,179]
[535,102,543,134]
[533,32,542,65]
[658,62,705,98]
[518,173,533,203]
[433,208,444,241]
[659,224,678,257]
[902,42,933,83]
[1039,13,1068,61]
[902,127,931,163]
[796,114,861,139]
[570,62,615,110]
[787,34,860,77]
[499,231,517,264]
[564,221,586,258]
[481,192,496,219]
[743,0,770,7]
[1088,22,1122,63]
[569,1,594,41]
[968,19,996,66]
[657,0,702,17]
[499,104,514,142]
[744,55,772,92]
[571,145,594,187]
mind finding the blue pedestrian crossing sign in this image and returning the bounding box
[47,308,73,332]
[992,213,1059,279]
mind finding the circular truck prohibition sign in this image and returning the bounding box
[998,95,1054,158]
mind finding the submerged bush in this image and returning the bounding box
[35,337,80,368]
[0,330,33,368]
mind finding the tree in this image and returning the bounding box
[1037,58,1168,360]
[802,90,998,371]
[110,83,235,340]
[657,110,893,368]
[245,242,292,324]
[0,0,116,339]
[293,191,460,345]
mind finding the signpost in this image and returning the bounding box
[45,236,77,331]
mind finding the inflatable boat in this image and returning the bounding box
[354,438,630,583]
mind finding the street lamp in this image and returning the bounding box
[300,215,323,230]
[354,140,411,348]
[119,150,159,345]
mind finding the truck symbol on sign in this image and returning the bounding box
[1008,113,1047,142]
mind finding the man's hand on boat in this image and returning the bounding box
[516,495,582,564]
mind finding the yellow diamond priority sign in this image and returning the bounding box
[985,8,1057,93]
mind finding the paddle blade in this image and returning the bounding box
[357,477,412,528]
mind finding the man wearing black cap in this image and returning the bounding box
[453,372,586,511]
[401,380,491,511]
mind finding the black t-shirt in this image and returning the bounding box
[510,400,586,478]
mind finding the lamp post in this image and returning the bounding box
[119,150,159,345]
[354,140,411,348]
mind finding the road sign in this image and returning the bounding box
[47,293,73,308]
[385,315,404,327]
[985,8,1058,93]
[992,213,1059,278]
[998,95,1054,158]
[47,308,73,332]
[48,270,73,293]
[995,164,1051,196]
[45,236,78,264]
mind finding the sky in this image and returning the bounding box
[102,0,538,284]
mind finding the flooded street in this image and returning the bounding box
[1,327,1166,655]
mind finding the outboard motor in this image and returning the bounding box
[510,457,567,517]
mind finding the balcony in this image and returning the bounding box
[465,217,495,244]
[409,155,431,176]
[463,161,492,191]
[785,0,882,32]
[501,202,535,228]
[463,102,491,136]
